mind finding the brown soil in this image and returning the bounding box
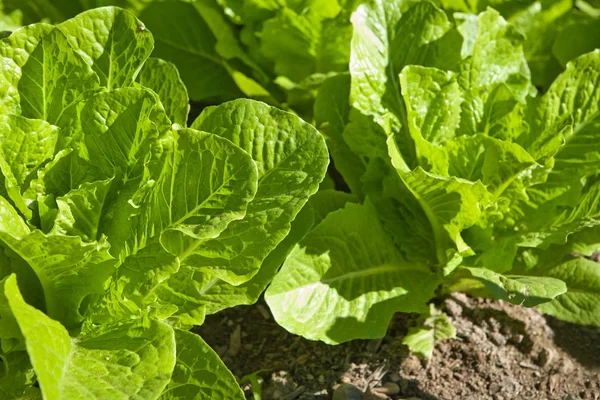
[194,293,600,400]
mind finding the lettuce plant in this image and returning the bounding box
[5,0,600,116]
[0,6,328,398]
[265,0,600,356]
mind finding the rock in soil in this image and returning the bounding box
[194,294,600,400]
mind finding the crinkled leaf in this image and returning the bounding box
[0,24,99,125]
[190,99,328,284]
[137,58,189,126]
[197,201,315,315]
[159,329,244,399]
[0,115,58,219]
[95,127,258,323]
[5,274,176,400]
[80,87,162,180]
[266,200,439,344]
[198,189,356,315]
[0,227,115,329]
[349,0,452,120]
[58,7,154,90]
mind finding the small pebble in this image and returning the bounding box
[382,382,400,395]
[332,383,362,400]
[490,332,507,347]
[510,334,524,344]
[489,382,501,394]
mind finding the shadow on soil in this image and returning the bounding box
[546,316,600,370]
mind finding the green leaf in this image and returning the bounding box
[0,24,99,125]
[349,0,452,120]
[198,189,356,315]
[0,227,115,329]
[99,127,258,323]
[0,115,58,219]
[399,65,461,174]
[57,7,154,90]
[552,14,600,68]
[5,274,176,400]
[80,87,163,180]
[159,329,244,399]
[0,276,37,399]
[447,135,536,197]
[402,304,456,359]
[510,0,571,89]
[0,350,39,400]
[518,226,600,326]
[138,0,243,102]
[456,8,532,136]
[190,99,328,284]
[51,178,113,241]
[260,8,319,82]
[308,189,358,227]
[387,137,489,267]
[538,258,600,327]
[3,0,82,23]
[527,51,600,162]
[463,267,567,307]
[196,201,315,315]
[137,58,190,126]
[314,74,367,196]
[266,200,439,344]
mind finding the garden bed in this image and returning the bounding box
[197,294,600,400]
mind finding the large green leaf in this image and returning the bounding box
[195,200,315,315]
[399,65,461,174]
[456,9,532,136]
[518,226,600,326]
[94,127,258,324]
[159,329,244,399]
[138,0,244,101]
[197,189,356,315]
[266,200,439,344]
[190,99,328,284]
[538,258,600,327]
[4,274,176,400]
[0,24,99,125]
[349,0,452,120]
[57,7,154,90]
[0,208,115,328]
[137,58,189,126]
